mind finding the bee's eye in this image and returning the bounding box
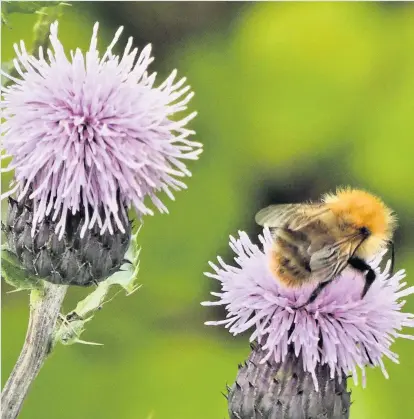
[359,226,370,236]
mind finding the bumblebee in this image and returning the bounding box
[255,188,396,306]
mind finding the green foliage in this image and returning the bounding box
[2,1,69,21]
[1,248,42,292]
[2,2,414,419]
[32,2,70,50]
[4,1,66,14]
[54,314,100,346]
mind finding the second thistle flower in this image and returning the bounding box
[203,228,414,417]
[1,22,201,286]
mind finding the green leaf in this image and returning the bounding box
[2,1,70,26]
[1,247,43,292]
[3,1,69,16]
[106,224,142,295]
[32,3,71,52]
[54,313,102,346]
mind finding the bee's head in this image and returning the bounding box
[323,187,397,258]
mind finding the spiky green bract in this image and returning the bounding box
[3,195,131,287]
[228,344,351,419]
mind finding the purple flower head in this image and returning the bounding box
[1,22,201,238]
[203,228,414,390]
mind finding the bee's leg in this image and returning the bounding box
[348,256,376,298]
[296,280,333,308]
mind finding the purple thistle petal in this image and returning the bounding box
[203,228,414,391]
[1,21,201,239]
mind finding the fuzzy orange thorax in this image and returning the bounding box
[323,188,395,247]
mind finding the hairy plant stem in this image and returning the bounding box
[1,282,68,419]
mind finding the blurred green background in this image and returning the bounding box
[2,2,414,418]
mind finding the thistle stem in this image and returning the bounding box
[1,282,68,419]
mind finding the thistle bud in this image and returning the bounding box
[228,344,350,419]
[3,195,130,286]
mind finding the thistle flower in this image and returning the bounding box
[1,21,201,239]
[1,21,201,286]
[203,228,414,392]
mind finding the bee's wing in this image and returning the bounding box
[255,204,306,227]
[255,203,326,229]
[309,238,363,284]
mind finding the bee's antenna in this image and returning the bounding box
[389,240,395,274]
